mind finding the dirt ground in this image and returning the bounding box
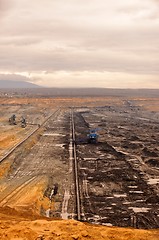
[0,95,159,239]
[0,211,158,240]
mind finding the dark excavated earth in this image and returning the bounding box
[72,104,159,229]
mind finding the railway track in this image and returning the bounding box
[70,109,81,220]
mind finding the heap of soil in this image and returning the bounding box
[0,207,158,240]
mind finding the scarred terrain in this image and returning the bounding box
[0,92,159,239]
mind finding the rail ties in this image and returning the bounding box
[71,110,81,221]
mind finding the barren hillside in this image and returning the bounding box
[0,209,158,240]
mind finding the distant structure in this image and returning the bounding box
[9,114,16,125]
[21,116,26,128]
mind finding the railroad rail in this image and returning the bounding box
[0,108,60,164]
[71,109,81,221]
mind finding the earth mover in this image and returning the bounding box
[87,129,98,143]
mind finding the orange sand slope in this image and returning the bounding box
[0,212,158,240]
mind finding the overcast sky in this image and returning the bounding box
[0,0,159,88]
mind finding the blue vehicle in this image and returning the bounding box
[87,129,98,143]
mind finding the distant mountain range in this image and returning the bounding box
[1,86,159,98]
[0,80,41,88]
[1,80,159,98]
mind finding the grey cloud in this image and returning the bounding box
[0,0,12,12]
[0,40,158,75]
[0,0,159,88]
[0,0,14,19]
[117,0,159,21]
[0,36,42,46]
[0,26,158,75]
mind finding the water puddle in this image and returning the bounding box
[102,223,113,226]
[43,133,65,136]
[83,158,97,161]
[136,199,144,202]
[123,202,131,205]
[147,178,159,185]
[129,191,143,194]
[114,194,127,198]
[80,167,87,170]
[128,207,151,213]
[87,176,93,180]
[54,144,65,148]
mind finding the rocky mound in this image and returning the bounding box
[0,208,158,240]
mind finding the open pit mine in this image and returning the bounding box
[0,92,159,239]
